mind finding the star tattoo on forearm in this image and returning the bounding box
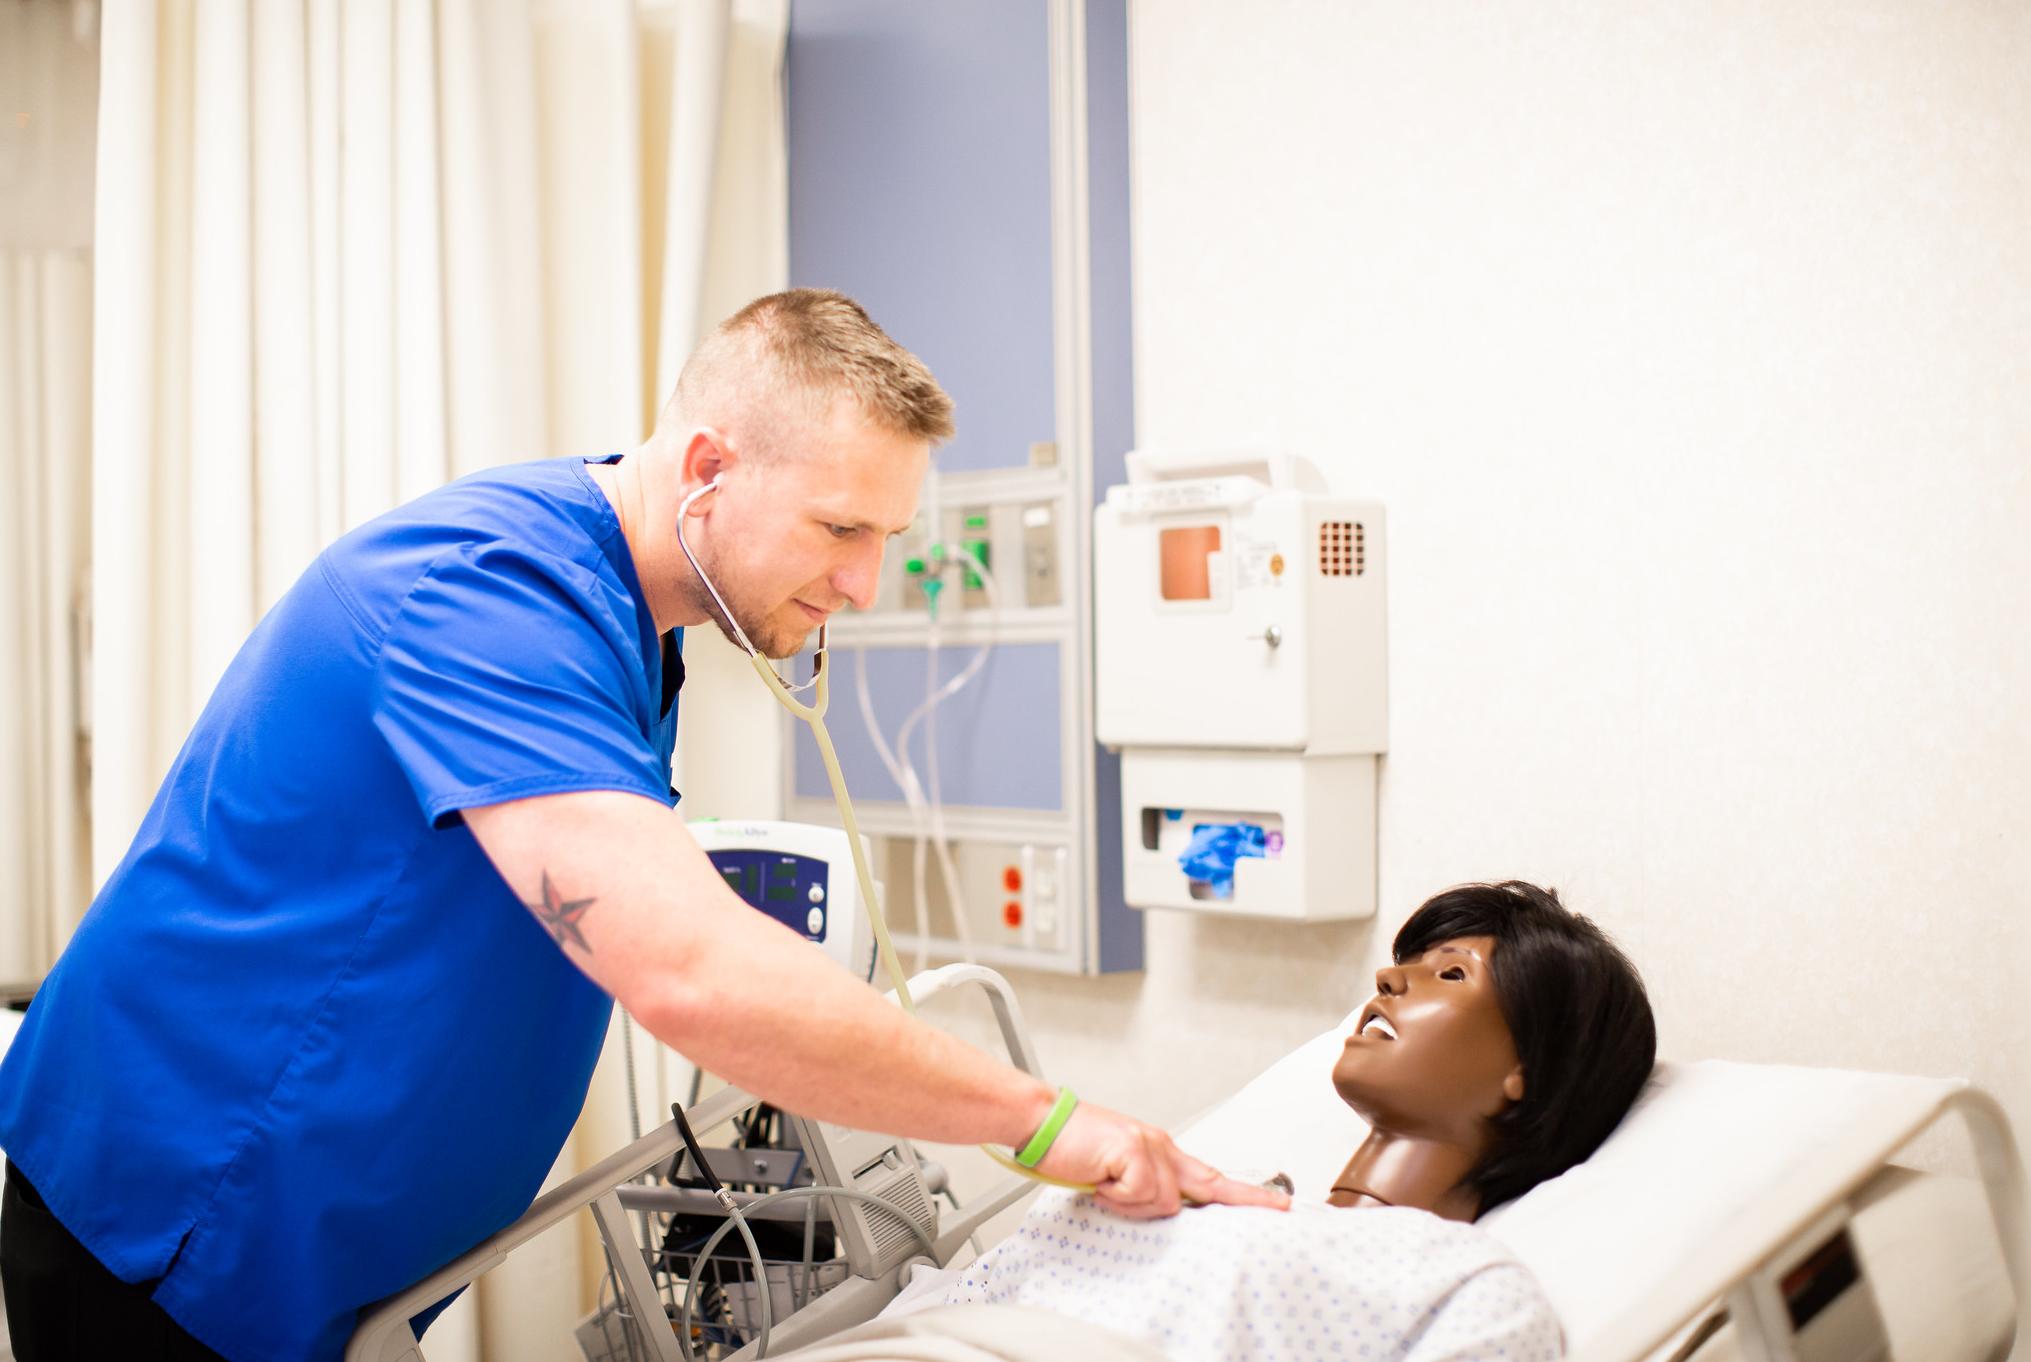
[527,870,597,952]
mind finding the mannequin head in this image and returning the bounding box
[1332,881,1655,1217]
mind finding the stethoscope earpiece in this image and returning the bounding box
[678,475,722,517]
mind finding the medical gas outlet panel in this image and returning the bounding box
[1095,451,1387,922]
[862,465,1072,625]
[783,460,1122,976]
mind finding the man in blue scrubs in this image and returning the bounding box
[0,290,1284,1361]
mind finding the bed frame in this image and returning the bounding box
[347,966,2028,1362]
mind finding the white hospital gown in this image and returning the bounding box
[940,1191,1562,1362]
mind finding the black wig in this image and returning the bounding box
[1394,881,1656,1216]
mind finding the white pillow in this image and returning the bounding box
[1177,1016,1967,1355]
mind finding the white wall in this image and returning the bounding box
[971,0,2031,1180]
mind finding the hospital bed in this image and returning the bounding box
[346,964,2028,1362]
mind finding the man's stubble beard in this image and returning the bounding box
[685,549,807,660]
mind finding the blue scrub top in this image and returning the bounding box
[0,455,682,1361]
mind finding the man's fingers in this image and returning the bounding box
[1183,1168,1292,1210]
[1171,1150,1292,1210]
[1094,1138,1152,1208]
[1090,1132,1172,1218]
[1145,1130,1182,1215]
[1097,1133,1191,1218]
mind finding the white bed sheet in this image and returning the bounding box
[935,1192,1559,1362]
[1173,1010,1970,1356]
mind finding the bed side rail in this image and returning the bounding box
[1573,1084,2027,1362]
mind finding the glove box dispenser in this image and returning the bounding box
[1096,451,1387,921]
[1119,748,1377,920]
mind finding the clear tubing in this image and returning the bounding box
[892,544,998,758]
[850,544,1003,967]
[894,544,998,958]
[851,648,937,971]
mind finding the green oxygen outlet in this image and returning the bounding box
[961,512,990,592]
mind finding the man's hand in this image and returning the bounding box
[1033,1102,1292,1218]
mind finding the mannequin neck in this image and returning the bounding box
[1328,1127,1485,1222]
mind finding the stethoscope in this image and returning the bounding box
[670,472,1091,1192]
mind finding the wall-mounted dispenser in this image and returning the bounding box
[1094,451,1387,920]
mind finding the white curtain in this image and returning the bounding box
[78,0,788,1353]
[89,0,554,891]
[0,2,98,988]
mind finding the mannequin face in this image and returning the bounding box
[1332,935,1524,1145]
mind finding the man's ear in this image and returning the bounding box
[681,427,731,501]
[1501,1066,1525,1104]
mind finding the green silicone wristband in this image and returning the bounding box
[1015,1087,1079,1168]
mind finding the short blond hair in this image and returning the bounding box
[664,289,955,452]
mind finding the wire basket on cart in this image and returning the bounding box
[574,1105,862,1361]
[577,1247,851,1362]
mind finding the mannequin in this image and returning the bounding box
[927,881,1653,1362]
[1326,881,1657,1221]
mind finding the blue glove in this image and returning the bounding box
[1178,822,1269,899]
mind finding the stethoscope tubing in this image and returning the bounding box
[672,473,1091,1193]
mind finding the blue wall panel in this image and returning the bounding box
[788,1,1058,473]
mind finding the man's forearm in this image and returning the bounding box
[474,794,1288,1220]
[470,790,1056,1150]
[638,897,1057,1147]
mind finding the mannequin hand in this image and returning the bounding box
[1033,1102,1293,1218]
